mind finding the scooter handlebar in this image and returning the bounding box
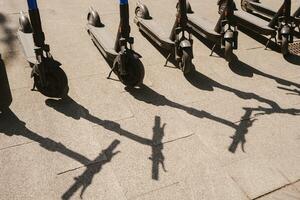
[120,0,128,5]
[27,0,38,10]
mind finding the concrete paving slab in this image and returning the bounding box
[1,0,300,199]
[133,182,190,200]
[256,183,300,200]
[226,157,289,199]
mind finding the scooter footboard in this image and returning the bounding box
[234,12,276,36]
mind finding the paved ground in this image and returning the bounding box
[0,0,300,199]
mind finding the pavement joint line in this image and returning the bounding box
[253,179,300,200]
[161,133,195,145]
[57,156,108,176]
[229,175,252,200]
[0,141,34,151]
[130,181,181,200]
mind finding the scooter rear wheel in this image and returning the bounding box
[34,59,69,98]
[115,54,145,87]
[182,48,194,74]
[241,0,252,13]
[281,35,289,56]
[225,40,234,62]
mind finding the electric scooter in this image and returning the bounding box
[134,0,194,74]
[0,54,12,112]
[187,0,238,62]
[18,0,69,98]
[235,0,294,55]
[87,0,145,87]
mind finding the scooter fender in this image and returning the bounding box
[280,25,291,35]
[179,40,192,48]
[224,30,234,40]
[179,40,193,59]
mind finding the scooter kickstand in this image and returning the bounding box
[107,69,114,79]
[107,64,118,79]
[210,44,216,56]
[164,53,171,67]
[31,82,36,91]
[265,36,273,50]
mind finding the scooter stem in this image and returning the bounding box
[169,0,187,41]
[27,0,45,48]
[268,0,291,28]
[114,0,131,52]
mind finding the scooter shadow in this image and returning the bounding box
[228,55,300,95]
[0,54,12,111]
[284,54,300,65]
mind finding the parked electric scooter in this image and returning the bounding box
[187,0,238,62]
[0,54,12,112]
[134,0,194,74]
[18,0,68,98]
[87,0,145,87]
[235,0,294,55]
[242,0,300,38]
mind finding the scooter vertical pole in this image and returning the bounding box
[27,0,45,48]
[27,0,47,89]
[269,0,291,28]
[294,7,300,17]
[114,0,130,52]
[169,0,187,41]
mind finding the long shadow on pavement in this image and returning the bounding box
[46,97,168,182]
[126,71,300,153]
[61,140,121,200]
[229,56,300,88]
[150,116,166,180]
[185,71,300,153]
[0,54,12,111]
[0,109,91,164]
[0,109,121,200]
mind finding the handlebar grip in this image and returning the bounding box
[27,0,38,10]
[120,0,128,5]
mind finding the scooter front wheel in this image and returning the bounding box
[114,54,145,87]
[34,60,69,98]
[281,35,289,56]
[181,48,194,74]
[225,40,234,62]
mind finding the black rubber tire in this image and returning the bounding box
[115,54,145,87]
[34,59,69,98]
[181,48,194,75]
[241,0,252,13]
[281,35,289,56]
[225,40,234,62]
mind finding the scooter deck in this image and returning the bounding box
[234,11,276,36]
[249,1,276,17]
[87,24,118,61]
[17,31,37,64]
[135,17,174,49]
[188,15,221,42]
